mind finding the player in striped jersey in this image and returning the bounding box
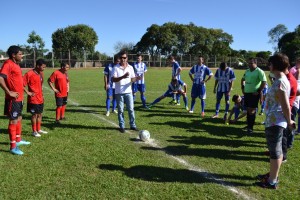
[212,62,236,120]
[188,56,213,117]
[147,78,188,110]
[168,55,182,105]
[132,54,147,108]
[104,55,120,116]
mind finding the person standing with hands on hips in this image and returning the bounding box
[112,51,140,133]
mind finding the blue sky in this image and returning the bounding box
[1,0,299,56]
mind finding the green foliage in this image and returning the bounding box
[268,24,288,52]
[135,22,233,58]
[52,24,99,60]
[279,25,300,63]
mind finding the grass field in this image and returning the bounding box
[0,67,299,199]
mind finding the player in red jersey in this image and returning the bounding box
[23,59,48,137]
[0,45,31,155]
[48,62,70,123]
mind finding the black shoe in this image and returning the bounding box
[256,180,278,189]
[119,128,125,133]
[130,127,139,131]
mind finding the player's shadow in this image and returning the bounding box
[168,135,266,148]
[142,145,268,162]
[98,164,252,186]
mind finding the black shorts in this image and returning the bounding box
[244,93,260,109]
[4,99,23,120]
[56,97,68,106]
[27,103,44,114]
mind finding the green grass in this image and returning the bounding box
[0,67,299,199]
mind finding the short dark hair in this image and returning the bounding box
[136,53,142,57]
[168,55,175,60]
[118,50,127,58]
[61,62,69,68]
[220,62,227,70]
[7,45,21,58]
[232,94,239,102]
[36,59,46,67]
[249,58,257,64]
[268,53,290,72]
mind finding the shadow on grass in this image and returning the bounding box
[98,164,252,186]
[142,146,268,162]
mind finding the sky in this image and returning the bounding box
[1,0,299,56]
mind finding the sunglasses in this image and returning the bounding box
[121,57,127,59]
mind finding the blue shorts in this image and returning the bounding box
[132,83,146,93]
[216,91,230,101]
[163,91,175,98]
[106,88,115,98]
[191,84,206,99]
[265,126,284,159]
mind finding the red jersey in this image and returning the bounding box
[23,69,44,104]
[0,59,24,101]
[286,72,298,110]
[49,70,69,97]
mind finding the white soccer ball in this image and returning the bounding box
[139,130,150,141]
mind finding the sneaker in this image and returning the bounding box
[16,140,31,146]
[185,106,189,111]
[212,114,219,118]
[32,132,41,137]
[188,110,194,113]
[201,112,205,118]
[106,111,110,116]
[38,130,48,134]
[119,128,125,133]
[10,147,24,155]
[257,180,278,189]
[113,110,118,114]
[282,158,287,163]
[130,127,139,131]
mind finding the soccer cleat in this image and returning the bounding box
[257,172,270,182]
[212,114,219,118]
[259,112,264,116]
[201,112,205,117]
[188,110,194,113]
[16,140,31,146]
[106,111,110,116]
[10,147,24,155]
[169,100,177,104]
[38,130,48,134]
[185,106,189,111]
[257,180,278,189]
[113,110,118,114]
[32,132,41,137]
[176,103,181,106]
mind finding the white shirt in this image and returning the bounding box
[113,64,135,94]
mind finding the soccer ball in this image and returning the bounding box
[139,130,150,141]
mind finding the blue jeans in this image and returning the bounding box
[116,93,136,129]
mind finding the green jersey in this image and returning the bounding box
[243,67,267,93]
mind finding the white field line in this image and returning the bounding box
[43,86,255,200]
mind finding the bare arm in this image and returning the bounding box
[277,89,294,127]
[47,78,59,93]
[0,76,19,98]
[104,75,108,90]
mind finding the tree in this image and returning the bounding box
[52,24,98,63]
[27,31,45,65]
[114,41,135,53]
[268,24,288,52]
[278,25,300,63]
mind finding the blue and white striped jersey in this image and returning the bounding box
[167,79,185,93]
[214,67,236,92]
[133,62,147,84]
[104,63,117,89]
[189,64,213,84]
[171,61,181,80]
